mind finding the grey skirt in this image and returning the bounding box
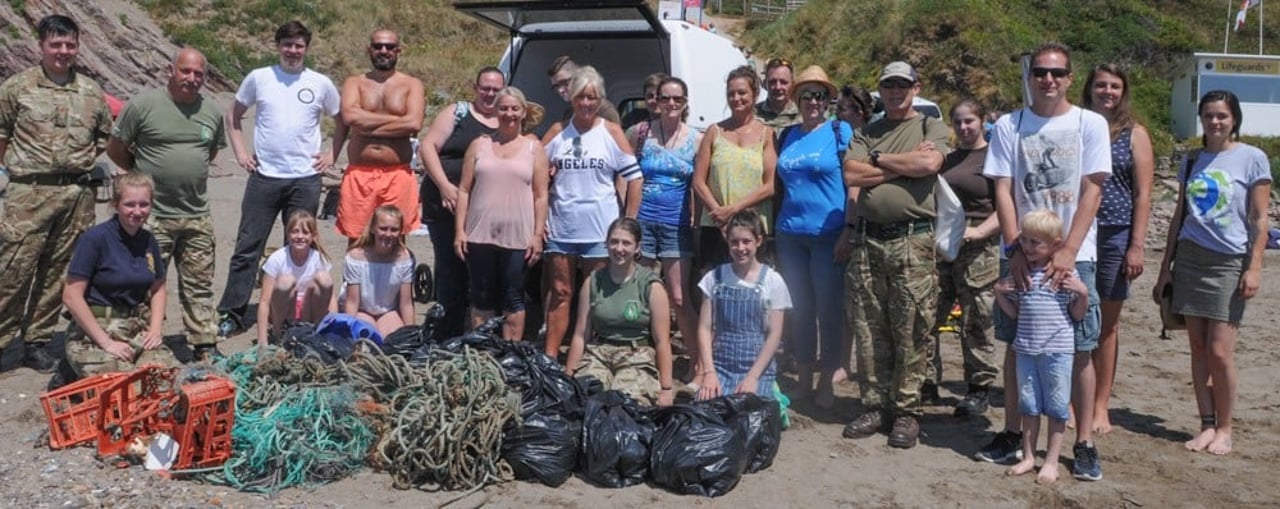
[1171,240,1247,324]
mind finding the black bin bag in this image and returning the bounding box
[579,391,655,488]
[501,410,580,487]
[648,402,747,497]
[699,393,782,473]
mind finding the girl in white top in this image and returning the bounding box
[257,210,335,346]
[344,205,415,336]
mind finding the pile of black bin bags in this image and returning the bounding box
[371,311,782,496]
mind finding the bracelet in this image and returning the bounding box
[660,386,672,391]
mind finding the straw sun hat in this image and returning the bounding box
[788,65,837,104]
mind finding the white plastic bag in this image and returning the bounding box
[934,176,965,262]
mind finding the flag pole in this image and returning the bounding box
[1226,0,1234,52]
[1260,0,1265,55]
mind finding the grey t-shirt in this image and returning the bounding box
[1177,143,1272,255]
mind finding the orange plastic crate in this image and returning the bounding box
[41,372,130,449]
[95,366,179,458]
[171,377,236,469]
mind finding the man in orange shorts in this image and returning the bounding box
[336,29,425,242]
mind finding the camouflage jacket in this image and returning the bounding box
[0,66,113,177]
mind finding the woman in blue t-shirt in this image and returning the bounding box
[1153,90,1271,456]
[628,76,702,382]
[773,65,852,408]
[60,172,176,384]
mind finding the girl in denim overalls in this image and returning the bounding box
[694,210,792,400]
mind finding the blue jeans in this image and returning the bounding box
[994,260,1100,352]
[1016,351,1073,420]
[775,231,845,371]
[217,173,321,319]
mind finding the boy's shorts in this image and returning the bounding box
[1015,351,1073,421]
[994,260,1100,352]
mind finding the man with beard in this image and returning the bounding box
[216,21,345,337]
[107,48,227,360]
[336,30,425,243]
[416,67,504,338]
[0,14,113,373]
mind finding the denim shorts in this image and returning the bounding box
[638,220,693,259]
[994,260,1100,352]
[1015,351,1073,421]
[544,239,608,258]
[1095,225,1131,301]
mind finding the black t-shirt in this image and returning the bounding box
[66,215,166,308]
[940,146,995,219]
[421,104,497,223]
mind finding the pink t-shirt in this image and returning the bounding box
[465,137,537,250]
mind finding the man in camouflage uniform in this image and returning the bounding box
[840,62,950,449]
[755,58,799,130]
[0,15,113,373]
[106,48,226,361]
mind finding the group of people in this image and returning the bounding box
[0,15,1269,486]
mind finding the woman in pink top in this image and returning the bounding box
[455,87,550,340]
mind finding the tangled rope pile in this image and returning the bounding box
[348,347,519,491]
[196,334,520,494]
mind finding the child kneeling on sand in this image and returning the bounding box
[994,209,1089,484]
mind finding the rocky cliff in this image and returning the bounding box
[0,0,233,97]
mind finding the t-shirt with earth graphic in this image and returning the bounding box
[1177,143,1272,256]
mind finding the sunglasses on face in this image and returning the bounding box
[370,43,398,51]
[880,80,914,90]
[798,90,828,102]
[1031,67,1070,79]
[657,95,687,105]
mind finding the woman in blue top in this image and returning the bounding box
[1154,90,1269,457]
[628,76,702,382]
[1081,64,1154,434]
[773,66,852,408]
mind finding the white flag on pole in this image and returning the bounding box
[1236,0,1261,32]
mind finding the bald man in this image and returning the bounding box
[107,47,227,360]
[335,30,425,241]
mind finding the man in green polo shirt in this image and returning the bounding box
[107,47,227,361]
[840,61,951,449]
[0,15,113,373]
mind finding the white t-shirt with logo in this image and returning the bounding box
[983,106,1112,262]
[261,247,331,297]
[544,118,641,243]
[236,65,341,179]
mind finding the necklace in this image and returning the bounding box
[655,121,681,150]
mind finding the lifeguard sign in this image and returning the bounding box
[1171,52,1280,139]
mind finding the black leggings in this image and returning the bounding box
[467,243,528,313]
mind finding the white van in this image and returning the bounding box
[455,0,752,132]
[868,91,943,121]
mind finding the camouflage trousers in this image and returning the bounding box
[845,230,937,416]
[0,182,95,349]
[65,306,177,378]
[148,215,217,346]
[574,342,659,405]
[928,235,1000,388]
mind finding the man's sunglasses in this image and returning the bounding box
[370,43,399,51]
[1031,67,1070,79]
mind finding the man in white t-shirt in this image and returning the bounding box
[977,42,1111,482]
[217,21,345,335]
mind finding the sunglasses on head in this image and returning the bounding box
[1031,67,1070,79]
[798,90,828,102]
[766,58,793,71]
[658,95,687,105]
[370,42,398,51]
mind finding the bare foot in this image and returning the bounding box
[1006,458,1036,476]
[1036,463,1060,484]
[1093,414,1113,434]
[1185,428,1216,452]
[832,367,849,384]
[1207,430,1232,455]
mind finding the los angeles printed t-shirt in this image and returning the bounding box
[544,118,641,243]
[983,106,1112,261]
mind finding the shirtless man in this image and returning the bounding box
[335,30,425,242]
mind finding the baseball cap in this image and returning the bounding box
[879,61,918,83]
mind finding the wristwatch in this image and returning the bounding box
[869,150,882,167]
[1002,240,1022,258]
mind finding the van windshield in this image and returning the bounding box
[461,4,661,36]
